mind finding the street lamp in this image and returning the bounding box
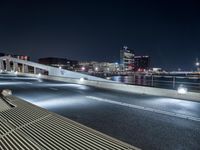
[81,66,85,71]
[196,62,200,67]
[195,58,200,71]
[80,77,84,82]
[177,85,188,94]
[80,77,88,82]
[95,67,98,71]
[37,73,41,78]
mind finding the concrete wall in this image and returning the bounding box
[48,67,111,82]
[12,72,200,102]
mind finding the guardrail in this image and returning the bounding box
[109,75,200,92]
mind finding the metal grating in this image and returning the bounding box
[0,98,11,112]
[0,96,140,150]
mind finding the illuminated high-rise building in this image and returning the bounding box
[120,46,135,71]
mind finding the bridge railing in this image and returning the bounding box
[107,75,200,92]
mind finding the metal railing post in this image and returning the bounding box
[173,76,176,89]
[133,74,136,84]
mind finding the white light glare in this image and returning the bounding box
[81,67,85,71]
[59,66,62,69]
[196,62,200,66]
[80,77,85,82]
[14,71,18,75]
[2,89,12,96]
[38,73,41,78]
[177,86,188,94]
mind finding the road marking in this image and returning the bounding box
[49,87,59,91]
[86,96,200,122]
[25,82,33,84]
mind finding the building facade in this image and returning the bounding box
[0,53,30,61]
[38,57,78,70]
[79,61,119,73]
[134,56,150,71]
[120,46,135,71]
[13,55,30,61]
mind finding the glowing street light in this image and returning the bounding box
[196,62,200,67]
[59,66,62,69]
[95,67,98,71]
[195,58,200,72]
[79,77,88,82]
[81,66,85,71]
[80,77,84,82]
[37,73,41,78]
[177,85,188,94]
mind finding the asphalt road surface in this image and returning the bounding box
[0,74,200,150]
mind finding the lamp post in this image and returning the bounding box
[195,58,200,72]
[95,67,98,72]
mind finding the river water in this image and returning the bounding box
[106,75,200,92]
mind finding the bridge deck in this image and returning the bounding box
[0,95,139,150]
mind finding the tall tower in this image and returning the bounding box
[120,46,134,71]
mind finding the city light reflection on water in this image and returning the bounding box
[109,75,148,85]
[108,75,200,91]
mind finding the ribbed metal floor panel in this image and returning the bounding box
[0,96,140,150]
[0,98,11,112]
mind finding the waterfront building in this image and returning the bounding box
[134,55,150,71]
[120,46,135,71]
[0,52,30,61]
[38,57,78,70]
[78,61,119,73]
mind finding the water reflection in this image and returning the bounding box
[110,75,149,86]
[108,75,200,91]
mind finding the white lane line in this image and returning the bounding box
[25,82,33,84]
[49,87,59,91]
[86,96,200,122]
[0,82,33,85]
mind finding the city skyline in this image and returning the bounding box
[0,0,200,70]
[0,46,197,72]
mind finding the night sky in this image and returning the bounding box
[0,0,200,70]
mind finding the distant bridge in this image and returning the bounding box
[0,56,108,82]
